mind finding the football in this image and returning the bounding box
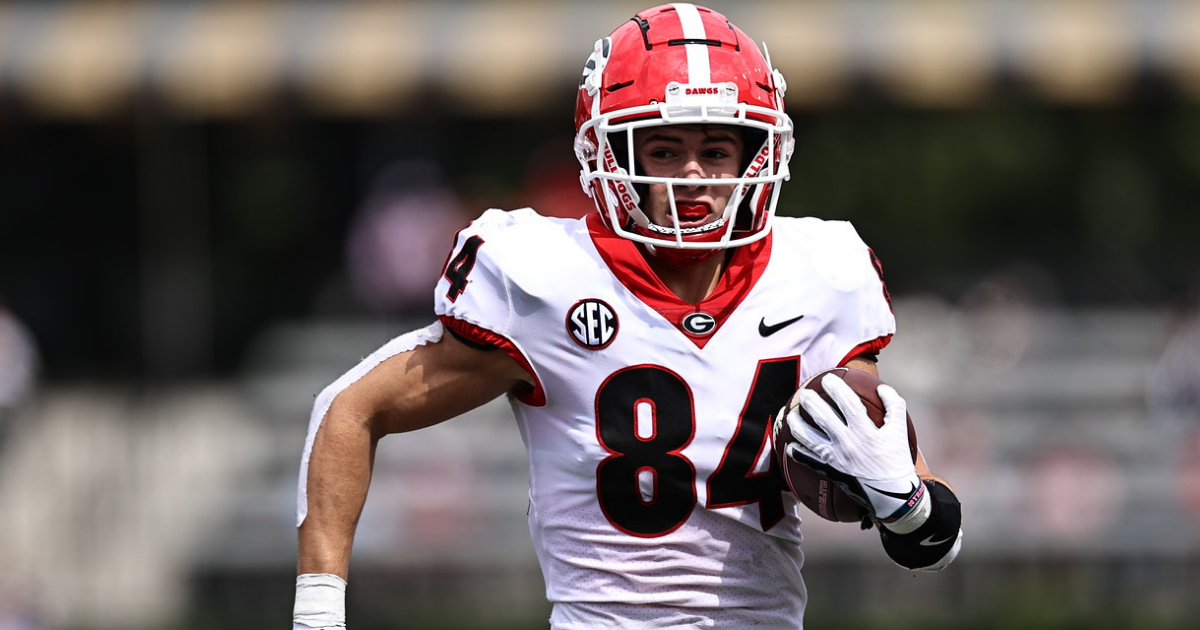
[773,367,919,523]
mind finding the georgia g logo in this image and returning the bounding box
[568,299,619,350]
[682,312,718,337]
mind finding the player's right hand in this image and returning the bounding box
[784,375,927,529]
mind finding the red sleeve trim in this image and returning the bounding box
[838,334,894,368]
[867,248,894,312]
[438,315,546,407]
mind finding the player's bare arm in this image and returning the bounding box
[297,331,530,580]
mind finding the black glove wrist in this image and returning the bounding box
[878,479,962,571]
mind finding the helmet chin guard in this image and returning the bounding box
[574,4,794,264]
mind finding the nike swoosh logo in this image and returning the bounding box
[864,483,918,501]
[758,314,805,337]
[920,534,954,547]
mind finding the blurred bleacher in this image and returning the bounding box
[2,299,1198,629]
[0,0,1199,118]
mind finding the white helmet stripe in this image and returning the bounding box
[671,3,711,84]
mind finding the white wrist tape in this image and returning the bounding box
[294,573,347,629]
[881,484,932,535]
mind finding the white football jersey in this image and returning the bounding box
[433,209,895,629]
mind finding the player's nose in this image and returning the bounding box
[679,154,706,187]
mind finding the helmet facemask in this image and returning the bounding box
[578,101,793,260]
[573,4,795,265]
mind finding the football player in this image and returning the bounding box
[293,4,962,629]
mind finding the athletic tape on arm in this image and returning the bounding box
[296,321,445,526]
[293,573,347,629]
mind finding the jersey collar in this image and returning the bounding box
[587,213,771,348]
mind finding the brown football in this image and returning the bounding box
[773,367,919,523]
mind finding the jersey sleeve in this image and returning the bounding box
[433,208,546,404]
[434,209,520,339]
[835,224,896,365]
[786,217,897,368]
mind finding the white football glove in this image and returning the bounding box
[782,374,929,532]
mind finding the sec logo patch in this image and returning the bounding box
[567,299,618,349]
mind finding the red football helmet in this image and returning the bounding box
[574,3,794,263]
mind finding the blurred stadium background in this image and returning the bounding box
[1,0,1199,628]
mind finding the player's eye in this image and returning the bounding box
[645,147,677,160]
